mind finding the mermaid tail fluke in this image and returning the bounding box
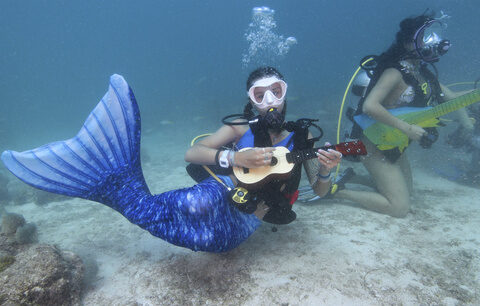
[1,74,148,203]
[1,74,260,252]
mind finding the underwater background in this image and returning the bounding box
[1,0,479,152]
[1,1,480,304]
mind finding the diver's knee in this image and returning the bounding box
[389,203,409,218]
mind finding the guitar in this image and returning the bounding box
[354,89,480,153]
[232,140,367,186]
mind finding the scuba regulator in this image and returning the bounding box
[263,107,285,130]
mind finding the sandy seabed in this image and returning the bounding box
[4,128,480,305]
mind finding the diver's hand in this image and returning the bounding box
[234,147,276,168]
[403,124,427,142]
[316,142,342,173]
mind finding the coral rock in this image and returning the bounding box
[1,213,25,235]
[0,242,84,305]
[15,223,38,244]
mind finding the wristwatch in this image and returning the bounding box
[219,150,230,168]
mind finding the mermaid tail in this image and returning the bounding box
[1,74,260,252]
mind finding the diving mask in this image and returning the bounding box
[248,76,287,111]
[413,20,450,62]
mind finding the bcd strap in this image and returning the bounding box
[420,63,444,104]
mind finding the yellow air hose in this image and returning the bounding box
[190,133,212,147]
[190,133,231,189]
[447,82,475,88]
[332,57,374,191]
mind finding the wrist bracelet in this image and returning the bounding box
[317,171,331,179]
[228,150,236,167]
[316,171,331,182]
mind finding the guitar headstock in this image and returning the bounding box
[331,140,367,156]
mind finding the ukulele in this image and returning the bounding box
[233,140,367,186]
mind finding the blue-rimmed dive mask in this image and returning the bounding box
[413,20,451,62]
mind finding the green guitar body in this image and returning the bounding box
[354,89,480,152]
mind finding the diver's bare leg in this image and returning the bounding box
[398,152,413,194]
[335,140,410,217]
[347,173,376,189]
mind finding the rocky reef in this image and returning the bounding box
[0,212,85,305]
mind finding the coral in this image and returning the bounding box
[0,244,84,305]
[0,255,15,273]
[1,213,25,235]
[15,223,37,244]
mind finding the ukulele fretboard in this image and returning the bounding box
[286,148,318,164]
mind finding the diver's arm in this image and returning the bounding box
[304,159,330,197]
[185,124,276,168]
[303,134,342,197]
[185,125,238,165]
[362,68,426,141]
[440,84,475,131]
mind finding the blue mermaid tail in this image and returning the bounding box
[1,74,260,252]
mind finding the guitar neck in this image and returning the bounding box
[409,89,480,124]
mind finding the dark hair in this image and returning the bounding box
[246,66,285,91]
[396,13,434,45]
[381,12,435,62]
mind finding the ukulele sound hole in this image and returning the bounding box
[270,156,278,166]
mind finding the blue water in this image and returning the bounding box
[1,1,480,304]
[1,0,478,150]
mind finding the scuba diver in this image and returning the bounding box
[185,66,342,223]
[1,67,342,253]
[330,12,475,217]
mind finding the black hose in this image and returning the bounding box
[221,114,250,126]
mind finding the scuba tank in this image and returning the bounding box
[351,70,372,98]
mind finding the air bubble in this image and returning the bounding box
[242,7,297,68]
